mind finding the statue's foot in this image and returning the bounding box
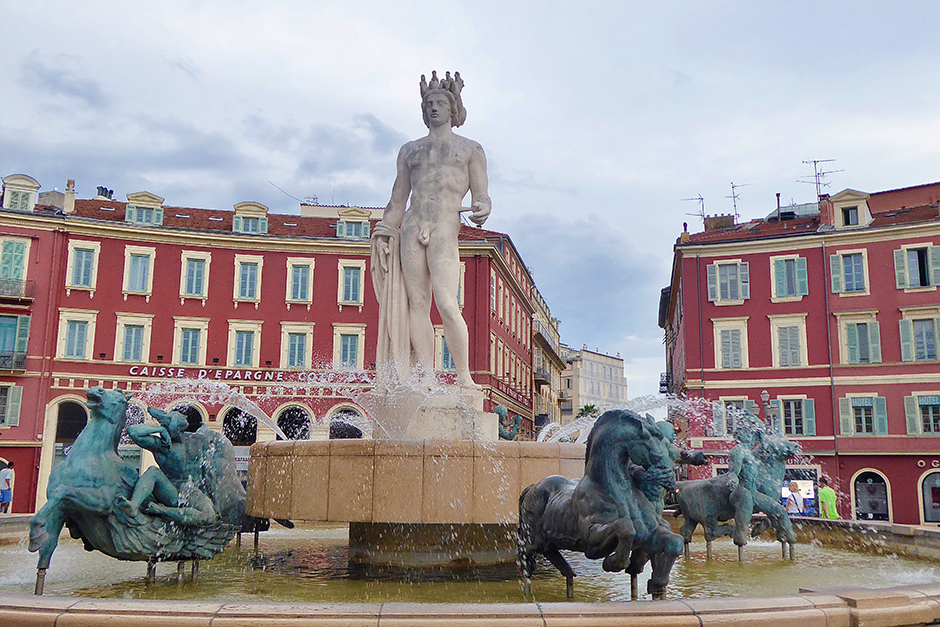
[457,378,482,391]
[28,522,49,552]
[602,554,625,572]
[145,502,169,517]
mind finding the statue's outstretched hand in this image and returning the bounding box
[469,198,491,225]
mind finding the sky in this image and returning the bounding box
[4,1,940,398]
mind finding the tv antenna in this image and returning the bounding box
[725,182,752,221]
[268,181,306,204]
[797,159,844,197]
[682,195,705,223]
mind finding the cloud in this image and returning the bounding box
[18,52,109,108]
[167,57,202,83]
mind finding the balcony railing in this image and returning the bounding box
[534,367,550,387]
[659,372,672,394]
[0,279,35,300]
[0,351,27,370]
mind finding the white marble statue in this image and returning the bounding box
[371,71,491,391]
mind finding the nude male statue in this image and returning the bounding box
[371,71,491,389]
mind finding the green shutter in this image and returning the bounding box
[5,386,21,427]
[362,221,370,239]
[905,395,921,435]
[233,215,242,233]
[796,257,808,295]
[839,397,852,435]
[774,259,786,298]
[154,207,164,225]
[259,217,268,234]
[125,205,136,223]
[869,321,882,363]
[772,399,782,435]
[930,246,940,287]
[900,320,914,362]
[846,323,859,364]
[739,262,749,300]
[830,254,843,293]
[14,315,29,354]
[803,399,816,436]
[874,397,888,435]
[894,249,908,289]
[3,242,24,281]
[706,264,718,301]
[710,400,725,437]
[745,399,759,418]
[336,220,346,238]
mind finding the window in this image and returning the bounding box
[435,328,456,371]
[771,256,808,300]
[332,323,366,370]
[5,191,30,211]
[0,315,29,369]
[234,255,263,307]
[234,331,253,366]
[894,245,940,290]
[122,246,156,301]
[337,260,366,310]
[180,251,212,302]
[0,385,22,426]
[847,321,880,364]
[490,272,497,311]
[830,250,869,296]
[280,322,314,369]
[65,321,88,358]
[923,403,940,434]
[0,240,26,283]
[115,314,153,364]
[66,240,99,295]
[842,206,859,226]
[905,395,940,435]
[226,320,262,368]
[710,398,758,437]
[286,258,314,308]
[778,326,801,367]
[172,317,209,366]
[707,261,749,304]
[713,318,748,369]
[57,309,97,360]
[122,325,144,361]
[776,398,816,436]
[336,220,370,239]
[839,396,887,435]
[233,215,268,234]
[900,313,940,362]
[125,205,164,226]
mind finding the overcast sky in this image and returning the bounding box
[4,1,940,398]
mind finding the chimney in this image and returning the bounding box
[679,221,690,243]
[64,179,75,214]
[703,214,735,231]
[818,194,834,225]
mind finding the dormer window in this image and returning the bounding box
[124,191,165,226]
[831,190,872,229]
[2,174,40,212]
[232,201,269,235]
[842,206,859,226]
[337,219,370,239]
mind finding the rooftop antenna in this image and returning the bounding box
[268,181,305,204]
[725,182,752,221]
[797,159,844,197]
[682,194,705,225]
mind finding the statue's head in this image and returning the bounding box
[420,70,466,128]
[86,387,133,424]
[147,407,189,439]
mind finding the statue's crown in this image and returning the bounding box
[419,70,466,126]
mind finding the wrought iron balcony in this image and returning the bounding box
[0,351,27,370]
[659,372,672,394]
[534,367,550,387]
[0,279,35,300]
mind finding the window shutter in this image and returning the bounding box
[154,207,164,225]
[772,399,782,435]
[336,220,346,238]
[905,395,921,435]
[125,205,136,223]
[730,330,742,368]
[710,401,725,437]
[14,315,29,354]
[259,217,268,234]
[796,257,808,295]
[803,399,816,436]
[846,323,859,364]
[233,215,242,233]
[774,259,786,298]
[838,397,852,435]
[869,321,882,363]
[745,399,759,418]
[893,249,908,289]
[5,386,21,427]
[0,241,26,281]
[899,319,914,362]
[830,254,843,293]
[362,221,370,239]
[738,262,749,300]
[930,246,940,287]
[874,397,888,435]
[706,264,718,301]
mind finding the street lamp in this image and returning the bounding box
[760,389,777,433]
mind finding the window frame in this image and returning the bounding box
[179,250,212,304]
[332,323,366,370]
[768,313,808,368]
[114,313,154,364]
[279,322,314,369]
[233,254,264,309]
[434,326,456,371]
[226,320,263,368]
[172,317,209,366]
[286,257,315,310]
[830,249,871,297]
[905,393,940,435]
[772,395,816,437]
[712,317,749,370]
[56,308,98,360]
[122,245,156,302]
[838,394,888,436]
[899,306,940,363]
[337,259,366,312]
[66,240,100,297]
[706,260,750,305]
[769,254,809,302]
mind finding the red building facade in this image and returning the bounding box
[0,176,539,513]
[661,183,940,525]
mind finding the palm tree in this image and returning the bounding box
[576,404,598,419]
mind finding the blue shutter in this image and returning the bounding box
[874,397,888,435]
[154,207,164,226]
[233,215,242,233]
[738,262,749,300]
[796,257,808,295]
[774,259,786,298]
[830,254,843,293]
[894,249,908,289]
[905,396,921,435]
[706,264,718,301]
[869,321,882,363]
[5,386,21,427]
[839,397,852,435]
[336,220,346,238]
[846,323,859,364]
[803,399,816,436]
[900,320,914,362]
[260,217,268,234]
[125,205,136,223]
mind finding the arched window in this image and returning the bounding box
[222,408,257,446]
[922,471,940,523]
[55,401,87,443]
[171,404,205,433]
[328,408,363,439]
[276,406,311,440]
[853,471,889,521]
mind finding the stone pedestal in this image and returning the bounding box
[358,386,497,441]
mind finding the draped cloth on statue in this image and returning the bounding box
[371,227,412,391]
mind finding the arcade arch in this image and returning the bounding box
[850,468,891,522]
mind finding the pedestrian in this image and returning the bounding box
[818,475,840,519]
[785,479,804,515]
[0,462,14,513]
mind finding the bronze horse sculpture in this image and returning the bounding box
[518,410,685,600]
[29,387,239,593]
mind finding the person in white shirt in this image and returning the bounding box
[0,462,14,513]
